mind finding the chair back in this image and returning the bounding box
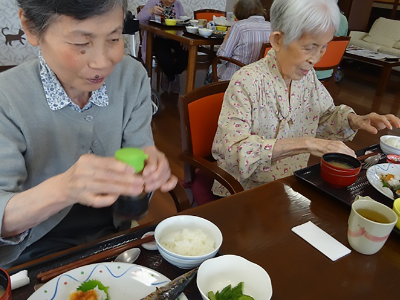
[194,9,226,22]
[258,43,272,59]
[181,81,230,158]
[314,36,350,71]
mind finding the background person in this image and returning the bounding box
[137,0,188,94]
[0,0,177,267]
[211,0,400,197]
[205,0,271,83]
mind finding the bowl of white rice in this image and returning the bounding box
[154,215,223,269]
[380,135,400,155]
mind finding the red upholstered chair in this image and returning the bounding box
[179,81,244,206]
[194,9,226,22]
[314,36,350,89]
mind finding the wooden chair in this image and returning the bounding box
[211,56,245,82]
[194,9,226,22]
[314,36,350,89]
[194,9,226,60]
[168,181,191,212]
[179,81,244,206]
[258,42,272,59]
[210,43,272,82]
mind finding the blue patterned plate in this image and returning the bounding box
[366,163,400,200]
[28,263,188,300]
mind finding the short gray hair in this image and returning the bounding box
[17,0,128,39]
[270,0,340,47]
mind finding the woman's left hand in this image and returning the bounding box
[142,146,178,192]
[348,112,400,134]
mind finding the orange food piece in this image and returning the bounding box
[69,289,99,300]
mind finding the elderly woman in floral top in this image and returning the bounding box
[211,0,400,196]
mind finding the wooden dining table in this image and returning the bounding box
[9,172,400,299]
[140,21,224,94]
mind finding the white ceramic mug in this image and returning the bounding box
[348,198,398,255]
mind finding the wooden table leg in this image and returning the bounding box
[145,31,154,79]
[377,65,392,96]
[185,45,199,94]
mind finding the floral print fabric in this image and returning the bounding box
[157,1,177,19]
[38,51,109,112]
[211,49,356,196]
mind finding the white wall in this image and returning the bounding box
[0,0,227,66]
[225,0,238,12]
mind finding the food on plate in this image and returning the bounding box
[69,280,109,300]
[380,173,400,197]
[207,282,254,300]
[141,268,197,300]
[385,137,400,149]
[160,228,215,256]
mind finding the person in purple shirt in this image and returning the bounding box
[137,0,188,94]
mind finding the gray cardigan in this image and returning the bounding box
[0,55,154,265]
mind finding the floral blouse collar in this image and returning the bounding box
[38,50,109,112]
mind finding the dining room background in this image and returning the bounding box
[0,0,231,67]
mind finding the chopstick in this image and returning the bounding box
[37,234,154,283]
[357,151,380,162]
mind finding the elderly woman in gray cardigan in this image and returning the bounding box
[0,0,176,267]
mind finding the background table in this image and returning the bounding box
[140,21,224,94]
[343,50,400,96]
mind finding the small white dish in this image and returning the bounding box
[197,255,273,300]
[189,19,198,27]
[185,26,198,34]
[366,163,400,200]
[198,28,213,37]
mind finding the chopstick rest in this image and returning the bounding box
[292,221,351,261]
[10,270,30,290]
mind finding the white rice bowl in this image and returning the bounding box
[381,135,400,155]
[155,215,223,269]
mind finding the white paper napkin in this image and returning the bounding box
[10,270,30,290]
[292,221,351,261]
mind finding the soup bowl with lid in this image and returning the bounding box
[320,153,361,188]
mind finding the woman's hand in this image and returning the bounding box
[307,138,356,157]
[59,154,145,208]
[142,146,178,192]
[272,137,356,162]
[150,5,164,15]
[348,112,400,134]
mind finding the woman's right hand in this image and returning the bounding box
[150,5,164,15]
[59,154,145,208]
[308,138,356,158]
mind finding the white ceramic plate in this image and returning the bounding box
[28,263,188,300]
[366,163,400,200]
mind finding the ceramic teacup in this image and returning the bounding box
[0,268,11,300]
[189,19,198,27]
[348,197,398,255]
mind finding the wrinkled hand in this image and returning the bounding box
[151,5,164,15]
[348,112,400,134]
[60,154,144,208]
[308,138,356,157]
[142,146,178,192]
